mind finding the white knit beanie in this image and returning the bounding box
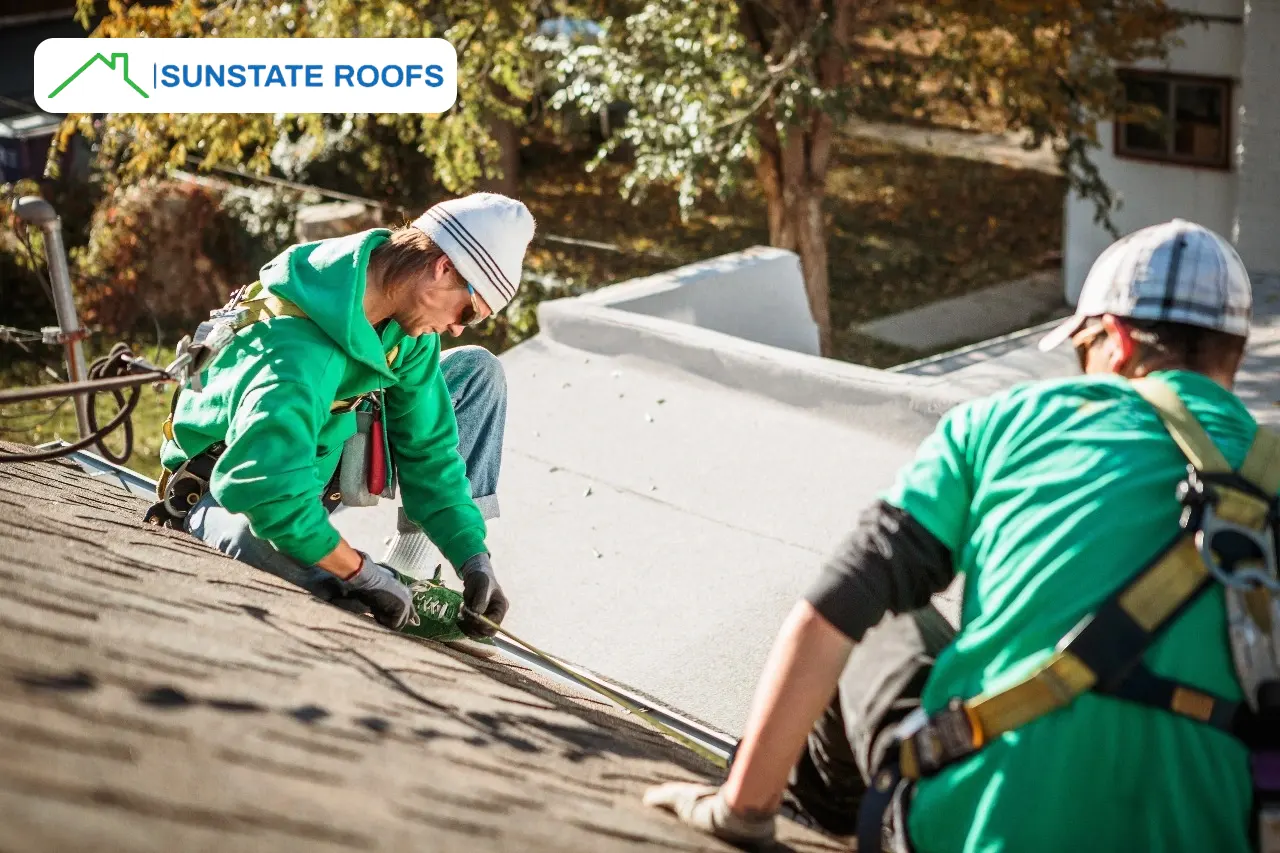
[411,192,536,313]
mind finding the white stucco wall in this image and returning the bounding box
[1064,131,1238,300]
[576,245,821,356]
[1233,0,1280,275]
[1063,4,1244,302]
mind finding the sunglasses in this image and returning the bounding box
[457,282,488,328]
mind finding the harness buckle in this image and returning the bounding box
[900,698,980,778]
[1196,500,1280,595]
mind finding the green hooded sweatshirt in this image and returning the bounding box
[159,228,487,569]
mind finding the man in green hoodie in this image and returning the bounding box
[156,192,535,637]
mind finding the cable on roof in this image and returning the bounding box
[469,609,733,769]
[0,343,174,464]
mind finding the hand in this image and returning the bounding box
[458,552,509,639]
[643,783,776,850]
[344,552,414,630]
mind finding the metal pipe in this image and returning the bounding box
[0,371,168,405]
[12,196,92,440]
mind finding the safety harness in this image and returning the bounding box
[143,281,391,529]
[858,377,1280,853]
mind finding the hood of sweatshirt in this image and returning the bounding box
[258,228,397,382]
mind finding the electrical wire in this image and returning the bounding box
[0,326,45,345]
[0,344,172,464]
[4,202,57,309]
[0,397,69,434]
[85,342,137,465]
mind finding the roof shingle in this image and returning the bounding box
[0,444,839,853]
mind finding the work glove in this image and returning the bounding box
[458,552,509,639]
[345,551,414,630]
[643,783,777,850]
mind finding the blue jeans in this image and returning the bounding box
[186,345,507,598]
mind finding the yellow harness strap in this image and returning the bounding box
[1130,377,1232,473]
[160,281,403,452]
[902,377,1280,779]
[234,283,309,327]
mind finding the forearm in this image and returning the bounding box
[721,601,854,814]
[315,540,363,580]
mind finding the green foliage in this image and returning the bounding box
[1,173,105,340]
[543,2,761,212]
[551,0,1181,231]
[66,0,551,200]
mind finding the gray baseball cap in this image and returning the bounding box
[1039,219,1252,352]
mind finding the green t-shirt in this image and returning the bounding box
[886,370,1254,853]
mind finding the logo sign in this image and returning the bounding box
[35,38,457,114]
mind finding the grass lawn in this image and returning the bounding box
[0,127,1063,478]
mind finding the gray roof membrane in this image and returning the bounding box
[336,329,968,735]
[337,278,1280,735]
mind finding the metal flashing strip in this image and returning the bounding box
[42,441,159,499]
[50,442,739,765]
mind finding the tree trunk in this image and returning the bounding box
[793,189,831,356]
[480,114,520,197]
[754,113,834,356]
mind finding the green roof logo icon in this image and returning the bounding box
[48,52,149,99]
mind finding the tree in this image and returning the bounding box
[64,0,550,205]
[551,0,1181,356]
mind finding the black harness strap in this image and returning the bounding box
[856,379,1280,847]
[1101,663,1241,736]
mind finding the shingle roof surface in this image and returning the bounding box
[0,445,841,853]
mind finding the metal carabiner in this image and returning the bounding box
[1196,501,1280,593]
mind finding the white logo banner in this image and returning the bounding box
[34,38,457,114]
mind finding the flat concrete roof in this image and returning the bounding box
[337,318,968,735]
[340,272,1280,736]
[895,273,1280,427]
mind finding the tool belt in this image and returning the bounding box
[143,442,345,530]
[858,378,1280,853]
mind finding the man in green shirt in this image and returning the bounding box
[157,192,534,638]
[646,219,1259,851]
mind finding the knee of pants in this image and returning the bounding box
[187,495,343,598]
[442,345,507,400]
[188,497,275,566]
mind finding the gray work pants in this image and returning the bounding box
[785,605,955,850]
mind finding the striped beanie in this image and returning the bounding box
[411,192,536,313]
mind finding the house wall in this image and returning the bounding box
[1063,0,1245,302]
[1233,0,1280,275]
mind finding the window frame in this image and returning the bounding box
[1113,69,1234,171]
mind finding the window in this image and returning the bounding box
[1114,71,1232,169]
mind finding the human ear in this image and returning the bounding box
[1101,314,1137,374]
[435,253,455,282]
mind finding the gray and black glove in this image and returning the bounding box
[345,552,414,630]
[458,552,509,638]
